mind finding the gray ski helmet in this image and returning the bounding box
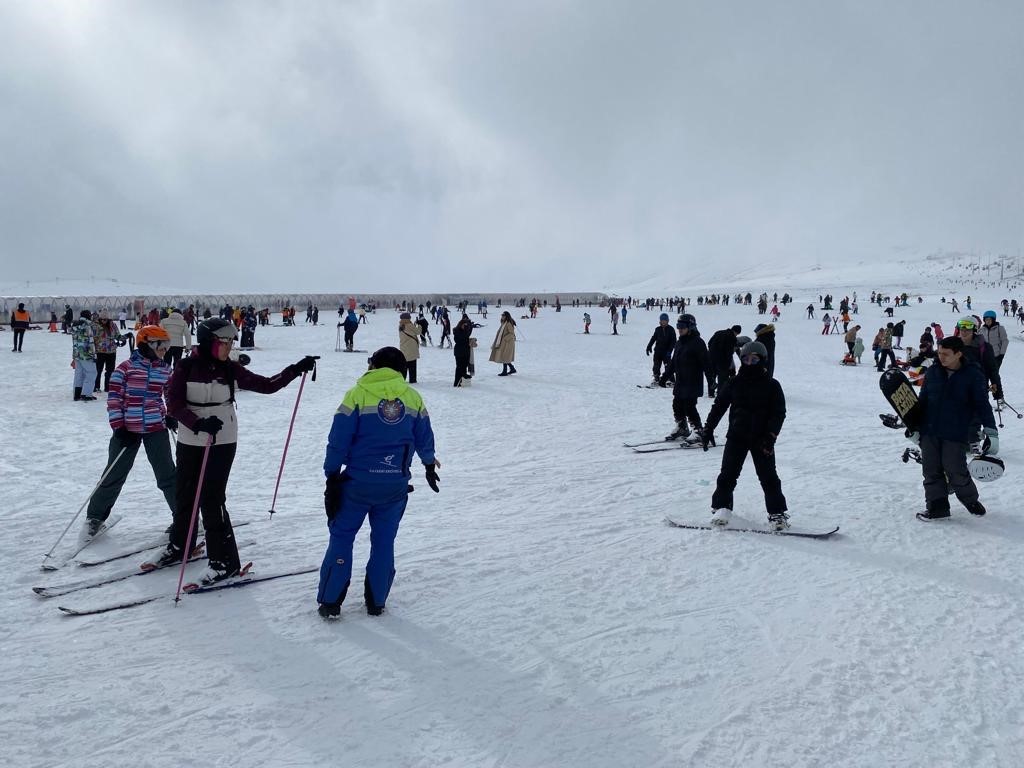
[740,340,768,358]
[735,335,752,347]
[677,313,697,330]
[369,346,407,376]
[197,318,238,350]
[659,313,670,322]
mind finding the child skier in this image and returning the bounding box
[83,325,177,536]
[698,340,789,530]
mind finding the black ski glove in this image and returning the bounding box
[193,416,224,438]
[760,433,777,457]
[698,428,715,452]
[164,415,178,432]
[324,473,344,521]
[291,356,317,374]
[424,462,440,493]
[646,347,652,356]
[113,427,142,446]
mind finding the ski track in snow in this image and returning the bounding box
[4,294,1024,767]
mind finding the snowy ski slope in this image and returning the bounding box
[3,278,1023,767]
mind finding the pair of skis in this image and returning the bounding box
[624,437,714,453]
[47,563,319,615]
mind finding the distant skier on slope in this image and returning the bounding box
[697,340,789,530]
[645,313,676,386]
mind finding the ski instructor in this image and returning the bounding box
[317,346,439,618]
[145,318,317,585]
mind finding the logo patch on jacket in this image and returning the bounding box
[378,398,406,424]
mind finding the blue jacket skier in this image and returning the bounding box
[318,346,439,618]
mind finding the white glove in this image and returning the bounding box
[983,427,999,456]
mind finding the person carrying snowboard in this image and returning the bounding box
[913,336,996,519]
[83,325,177,537]
[697,340,789,530]
[144,319,317,584]
[645,313,677,386]
[317,346,438,618]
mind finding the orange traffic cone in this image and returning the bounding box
[49,320,58,332]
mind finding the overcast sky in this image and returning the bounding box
[1,1,1021,292]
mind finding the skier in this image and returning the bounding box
[145,319,317,584]
[398,313,420,383]
[913,336,996,519]
[663,314,710,440]
[71,310,98,402]
[10,302,30,352]
[583,312,591,334]
[698,340,789,530]
[645,313,677,386]
[83,326,177,536]
[706,325,741,396]
[490,311,518,376]
[342,309,359,351]
[318,346,439,618]
[611,306,619,335]
[416,313,432,346]
[875,323,896,371]
[240,306,257,350]
[753,323,777,377]
[439,310,452,348]
[91,311,121,392]
[979,310,1008,372]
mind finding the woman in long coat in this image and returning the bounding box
[489,311,517,376]
[398,312,421,383]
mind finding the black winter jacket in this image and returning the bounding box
[670,332,711,399]
[646,325,676,354]
[704,365,786,441]
[707,329,738,371]
[920,361,995,442]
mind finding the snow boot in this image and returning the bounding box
[365,576,385,616]
[74,387,82,401]
[965,500,986,516]
[83,517,104,538]
[710,509,732,526]
[318,603,341,619]
[768,512,790,531]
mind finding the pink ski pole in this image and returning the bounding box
[174,435,213,603]
[269,358,317,518]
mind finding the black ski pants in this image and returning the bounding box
[404,359,417,384]
[172,442,240,573]
[343,327,355,348]
[12,328,25,351]
[920,435,978,505]
[95,352,117,391]
[876,349,896,370]
[454,348,470,386]
[711,367,733,395]
[671,395,703,430]
[165,346,184,369]
[87,430,177,522]
[652,349,671,380]
[240,329,255,349]
[711,437,787,515]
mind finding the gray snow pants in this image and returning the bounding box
[920,435,978,505]
[86,430,177,522]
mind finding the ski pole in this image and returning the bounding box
[999,399,1024,419]
[995,400,1004,428]
[174,434,213,604]
[269,356,318,518]
[41,446,129,570]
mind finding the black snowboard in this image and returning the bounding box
[879,368,922,433]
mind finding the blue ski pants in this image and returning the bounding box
[317,482,408,607]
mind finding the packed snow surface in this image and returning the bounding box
[3,284,1024,767]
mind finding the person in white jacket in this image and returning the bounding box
[980,311,1008,372]
[160,310,193,370]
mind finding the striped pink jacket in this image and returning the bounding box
[107,351,171,433]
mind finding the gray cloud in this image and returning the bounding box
[1,0,1021,292]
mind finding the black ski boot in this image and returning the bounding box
[665,421,690,441]
[84,517,104,538]
[965,500,986,516]
[365,576,385,616]
[318,603,341,619]
[918,498,951,521]
[141,543,183,570]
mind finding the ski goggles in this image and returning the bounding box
[956,319,977,330]
[741,353,762,365]
[150,339,171,349]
